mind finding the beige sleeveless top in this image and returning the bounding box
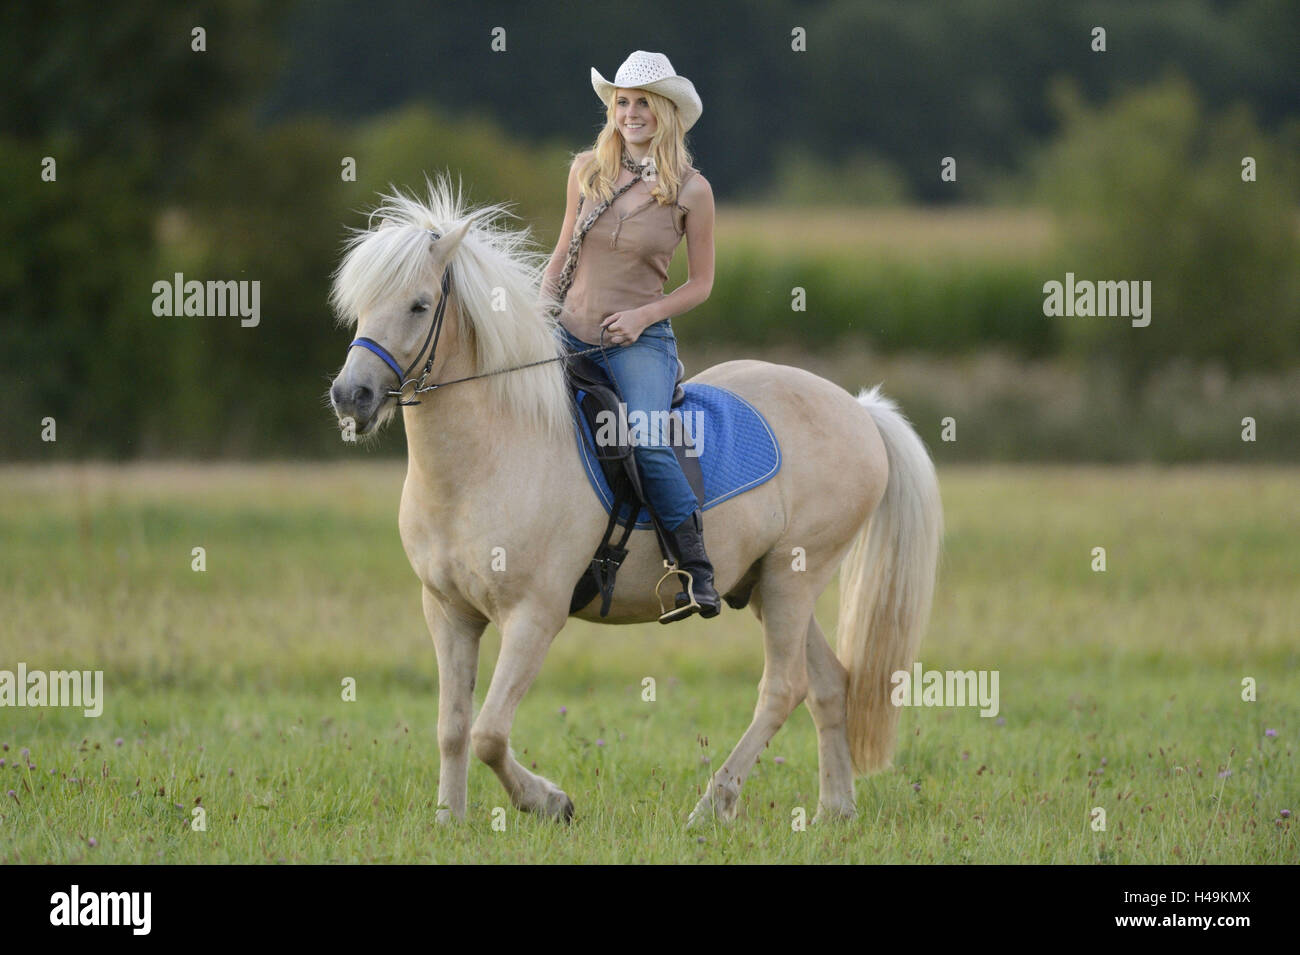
[560,165,698,344]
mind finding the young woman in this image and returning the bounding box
[542,50,719,622]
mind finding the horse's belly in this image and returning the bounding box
[569,479,783,624]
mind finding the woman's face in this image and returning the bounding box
[615,88,657,147]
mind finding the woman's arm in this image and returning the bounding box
[602,173,715,340]
[541,152,589,302]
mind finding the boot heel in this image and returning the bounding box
[654,509,722,623]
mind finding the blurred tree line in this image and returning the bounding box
[263,0,1299,202]
[1,1,1297,459]
[1035,74,1300,387]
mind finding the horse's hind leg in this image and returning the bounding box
[805,615,856,822]
[687,583,812,827]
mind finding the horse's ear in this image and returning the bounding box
[431,218,473,262]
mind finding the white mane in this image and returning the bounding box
[330,173,570,439]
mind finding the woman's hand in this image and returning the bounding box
[600,307,654,346]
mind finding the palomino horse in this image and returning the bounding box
[329,177,942,826]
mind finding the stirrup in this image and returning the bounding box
[655,559,700,624]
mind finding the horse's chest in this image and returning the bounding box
[397,494,506,608]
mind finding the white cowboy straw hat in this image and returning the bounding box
[591,50,703,131]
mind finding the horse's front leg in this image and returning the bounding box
[425,587,487,824]
[471,605,573,822]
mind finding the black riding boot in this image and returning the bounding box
[659,509,721,623]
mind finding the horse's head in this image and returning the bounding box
[329,216,472,436]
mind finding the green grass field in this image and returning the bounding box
[0,463,1295,864]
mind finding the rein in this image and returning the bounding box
[395,338,611,399]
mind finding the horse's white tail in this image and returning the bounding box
[837,385,943,775]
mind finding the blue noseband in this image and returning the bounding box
[348,337,405,382]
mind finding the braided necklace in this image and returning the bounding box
[621,149,657,180]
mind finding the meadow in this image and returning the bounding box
[0,462,1295,864]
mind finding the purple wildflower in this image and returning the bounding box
[595,738,605,747]
[1265,728,1278,738]
[1281,809,1291,819]
[773,756,786,765]
[87,837,98,848]
[115,738,124,747]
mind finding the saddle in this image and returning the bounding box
[565,351,704,617]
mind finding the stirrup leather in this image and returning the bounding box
[655,559,700,623]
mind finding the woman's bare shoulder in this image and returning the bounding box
[677,168,711,209]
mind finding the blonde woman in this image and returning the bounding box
[543,51,719,622]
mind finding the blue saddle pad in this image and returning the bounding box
[573,382,781,529]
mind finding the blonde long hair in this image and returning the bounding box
[575,87,695,207]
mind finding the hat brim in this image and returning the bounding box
[591,67,702,131]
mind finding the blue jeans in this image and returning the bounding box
[558,321,698,531]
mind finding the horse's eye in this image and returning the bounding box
[411,301,430,313]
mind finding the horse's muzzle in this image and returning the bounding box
[330,378,383,434]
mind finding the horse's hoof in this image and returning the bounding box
[558,794,575,824]
[811,804,857,825]
[517,788,574,823]
[685,807,711,829]
[686,794,736,828]
[539,790,574,823]
[686,807,733,829]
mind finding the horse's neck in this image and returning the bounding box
[400,314,558,503]
[403,382,521,469]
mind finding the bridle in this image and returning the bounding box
[345,228,612,406]
[347,232,454,406]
